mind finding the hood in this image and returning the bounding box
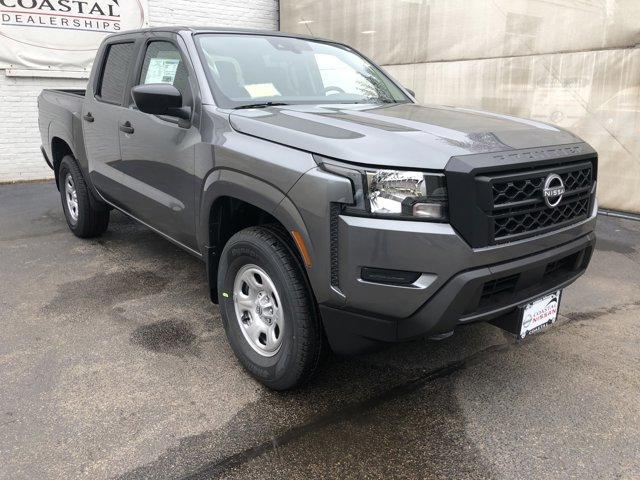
[228,103,581,169]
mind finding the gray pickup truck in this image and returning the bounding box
[38,27,597,390]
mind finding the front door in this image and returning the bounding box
[118,37,199,250]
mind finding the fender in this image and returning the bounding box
[198,169,286,249]
[48,123,76,164]
[199,168,315,302]
[47,107,90,175]
[49,117,105,209]
[48,121,76,189]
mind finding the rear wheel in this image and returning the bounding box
[58,155,109,238]
[217,226,323,390]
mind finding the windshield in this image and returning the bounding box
[194,34,410,108]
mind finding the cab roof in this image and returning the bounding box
[107,26,327,44]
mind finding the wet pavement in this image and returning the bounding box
[1,182,639,479]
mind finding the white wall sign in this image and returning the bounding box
[0,0,149,72]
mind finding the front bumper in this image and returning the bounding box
[320,207,596,355]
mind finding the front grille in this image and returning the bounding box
[484,161,594,244]
[491,167,592,205]
[493,194,590,240]
[445,144,597,248]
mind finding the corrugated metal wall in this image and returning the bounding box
[281,0,640,213]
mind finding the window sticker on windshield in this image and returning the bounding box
[145,58,180,84]
[245,83,281,98]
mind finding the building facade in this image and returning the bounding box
[0,0,278,182]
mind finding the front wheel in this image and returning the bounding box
[217,226,323,390]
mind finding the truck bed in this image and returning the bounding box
[38,89,87,172]
[42,89,86,97]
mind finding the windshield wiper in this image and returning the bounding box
[233,102,290,110]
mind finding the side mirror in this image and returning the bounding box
[405,88,416,98]
[131,84,190,119]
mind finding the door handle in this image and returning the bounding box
[83,112,94,123]
[119,121,134,134]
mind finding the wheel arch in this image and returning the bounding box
[200,169,312,304]
[50,136,76,188]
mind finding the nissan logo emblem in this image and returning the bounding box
[542,173,565,208]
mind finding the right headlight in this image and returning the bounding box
[320,158,448,221]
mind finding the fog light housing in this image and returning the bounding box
[361,267,421,285]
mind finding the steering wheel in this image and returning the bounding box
[324,86,345,95]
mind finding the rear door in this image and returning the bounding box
[117,33,200,250]
[83,39,138,205]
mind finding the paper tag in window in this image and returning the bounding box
[145,58,180,84]
[245,83,281,98]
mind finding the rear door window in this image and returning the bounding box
[98,42,135,104]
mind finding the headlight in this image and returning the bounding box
[320,159,448,221]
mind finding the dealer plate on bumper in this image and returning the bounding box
[519,290,561,339]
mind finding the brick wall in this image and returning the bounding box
[0,73,87,182]
[148,0,278,29]
[0,0,279,183]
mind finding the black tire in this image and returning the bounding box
[217,226,323,390]
[58,155,110,238]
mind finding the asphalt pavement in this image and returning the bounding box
[1,181,638,479]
